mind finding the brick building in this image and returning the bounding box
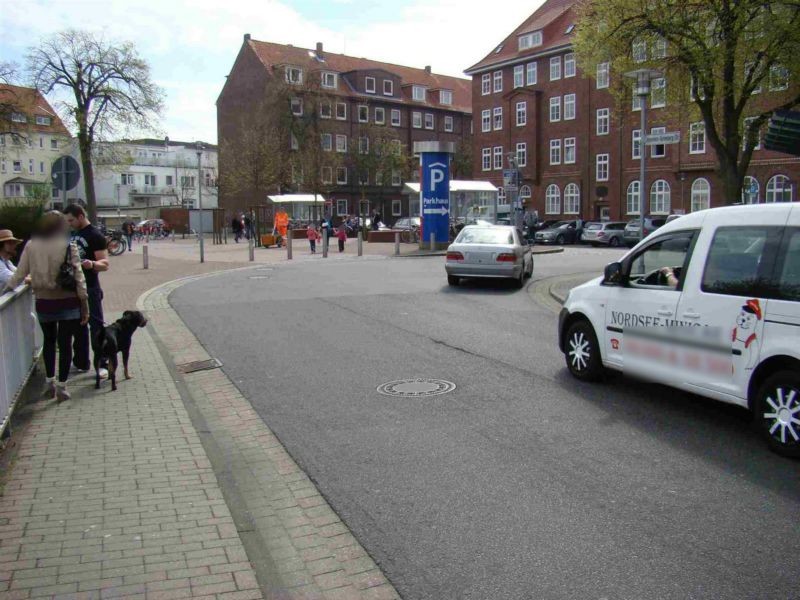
[465,0,800,222]
[217,36,472,221]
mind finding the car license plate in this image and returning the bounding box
[467,252,490,264]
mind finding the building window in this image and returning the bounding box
[336,134,347,153]
[564,53,576,78]
[597,63,609,89]
[564,94,576,120]
[769,65,789,91]
[285,66,303,84]
[691,178,711,212]
[336,167,348,184]
[359,136,369,154]
[493,146,503,170]
[482,109,491,132]
[563,183,580,214]
[290,133,299,150]
[493,107,503,130]
[358,169,370,185]
[391,109,401,126]
[482,148,491,171]
[392,199,402,216]
[391,139,402,155]
[28,159,34,174]
[549,97,561,122]
[564,137,576,164]
[375,170,384,186]
[650,126,666,157]
[526,62,537,85]
[412,112,422,128]
[516,101,526,126]
[497,188,506,203]
[336,198,347,215]
[366,76,376,93]
[290,97,303,116]
[482,74,491,95]
[166,175,173,186]
[516,142,527,167]
[596,108,610,135]
[320,102,332,119]
[10,112,26,123]
[632,40,647,62]
[632,129,642,159]
[413,85,427,101]
[518,30,542,50]
[444,116,454,132]
[743,117,762,150]
[545,184,561,214]
[742,176,759,204]
[519,185,531,199]
[493,71,503,93]
[689,122,705,153]
[321,72,337,88]
[370,107,383,125]
[320,133,332,151]
[121,173,134,185]
[391,169,402,186]
[50,138,58,150]
[626,181,641,215]
[384,80,393,95]
[336,102,347,120]
[424,113,434,130]
[549,139,561,165]
[653,37,667,59]
[650,179,671,213]
[550,56,561,80]
[514,65,524,88]
[651,78,666,108]
[596,153,609,181]
[632,85,643,111]
[358,105,369,123]
[35,115,51,126]
[0,160,4,173]
[766,174,793,202]
[440,90,453,105]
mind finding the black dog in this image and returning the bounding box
[95,311,148,391]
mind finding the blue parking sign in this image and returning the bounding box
[421,152,450,244]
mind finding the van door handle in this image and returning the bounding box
[657,309,673,316]
[682,312,701,319]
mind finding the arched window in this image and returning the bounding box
[690,178,710,212]
[545,184,561,214]
[563,183,580,214]
[741,176,759,204]
[766,174,793,202]
[519,185,532,199]
[626,181,640,215]
[650,179,671,214]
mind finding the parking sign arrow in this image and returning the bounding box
[424,207,449,216]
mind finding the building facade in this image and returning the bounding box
[0,84,81,208]
[465,0,800,222]
[217,36,472,221]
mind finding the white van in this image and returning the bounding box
[558,203,800,456]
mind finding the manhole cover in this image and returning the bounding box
[177,358,223,374]
[377,378,456,397]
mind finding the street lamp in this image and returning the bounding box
[506,152,522,229]
[115,183,121,220]
[195,142,204,263]
[624,68,661,241]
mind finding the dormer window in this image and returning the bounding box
[35,115,52,126]
[440,90,453,105]
[321,71,337,89]
[365,76,376,93]
[383,79,393,95]
[518,30,542,50]
[412,85,427,102]
[285,66,303,84]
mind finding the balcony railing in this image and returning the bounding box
[128,186,177,196]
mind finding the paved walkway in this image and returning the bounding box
[0,250,398,598]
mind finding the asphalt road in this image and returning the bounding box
[171,247,800,600]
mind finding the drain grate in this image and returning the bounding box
[377,378,456,398]
[177,358,223,374]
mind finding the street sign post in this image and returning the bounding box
[644,132,680,145]
[51,156,81,207]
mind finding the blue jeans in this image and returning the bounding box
[73,287,105,370]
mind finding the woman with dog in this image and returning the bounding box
[3,211,89,402]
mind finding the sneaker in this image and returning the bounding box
[98,368,109,380]
[55,385,71,403]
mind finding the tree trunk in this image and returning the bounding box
[77,129,97,222]
[720,162,743,207]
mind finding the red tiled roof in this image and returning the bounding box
[465,0,577,74]
[248,39,472,114]
[0,84,70,136]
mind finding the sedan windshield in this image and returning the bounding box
[455,228,514,245]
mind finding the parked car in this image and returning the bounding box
[623,216,667,246]
[534,220,581,245]
[665,214,683,224]
[393,217,420,230]
[581,221,627,247]
[558,203,800,456]
[532,219,561,232]
[445,224,533,288]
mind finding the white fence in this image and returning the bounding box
[0,285,43,436]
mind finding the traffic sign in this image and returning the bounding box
[51,156,81,191]
[644,132,680,145]
[502,168,519,190]
[420,153,450,244]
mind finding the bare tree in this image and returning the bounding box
[26,30,164,220]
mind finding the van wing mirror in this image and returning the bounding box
[603,262,624,286]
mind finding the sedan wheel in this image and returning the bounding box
[564,320,603,381]
[756,371,800,457]
[447,275,459,287]
[556,234,565,245]
[609,236,620,247]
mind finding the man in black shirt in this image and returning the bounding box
[64,204,110,376]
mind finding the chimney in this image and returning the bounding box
[244,33,251,42]
[424,65,431,74]
[316,42,324,57]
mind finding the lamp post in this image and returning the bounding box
[506,152,522,229]
[624,68,661,242]
[195,142,204,263]
[115,183,121,220]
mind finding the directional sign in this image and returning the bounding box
[424,207,449,216]
[644,132,680,145]
[51,156,81,191]
[502,168,519,190]
[420,153,450,244]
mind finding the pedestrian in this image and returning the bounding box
[0,229,23,289]
[336,223,347,253]
[232,214,243,243]
[307,223,320,254]
[121,220,135,251]
[63,204,109,379]
[274,207,289,248]
[3,212,89,402]
[372,211,382,231]
[243,212,252,240]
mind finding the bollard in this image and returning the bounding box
[287,229,293,260]
[143,243,149,269]
[322,231,328,258]
[248,236,255,261]
[394,231,400,256]
[430,232,436,252]
[357,231,363,256]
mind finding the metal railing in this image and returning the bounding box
[0,285,43,437]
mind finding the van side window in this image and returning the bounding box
[774,228,800,301]
[628,232,694,289]
[701,227,781,296]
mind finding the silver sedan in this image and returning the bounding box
[445,225,533,288]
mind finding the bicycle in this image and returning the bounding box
[106,230,127,256]
[399,227,420,244]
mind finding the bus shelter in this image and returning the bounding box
[402,180,505,223]
[267,194,329,223]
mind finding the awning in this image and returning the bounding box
[267,194,327,204]
[402,180,499,194]
[765,110,800,156]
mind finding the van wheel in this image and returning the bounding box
[564,320,603,382]
[755,371,800,458]
[447,275,459,287]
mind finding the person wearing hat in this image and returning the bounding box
[0,229,23,289]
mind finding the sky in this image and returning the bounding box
[0,0,540,144]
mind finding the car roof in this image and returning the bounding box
[655,202,797,237]
[463,224,515,230]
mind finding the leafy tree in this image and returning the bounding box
[573,0,800,204]
[451,139,473,180]
[27,29,164,221]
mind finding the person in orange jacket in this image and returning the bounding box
[274,207,289,247]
